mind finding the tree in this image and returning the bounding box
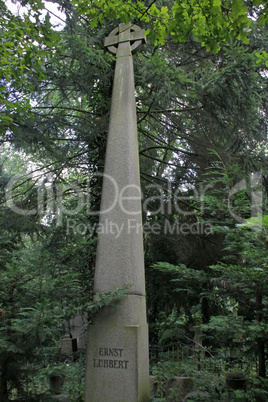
[74,0,268,52]
[1,0,268,136]
[1,0,268,397]
[153,155,268,377]
[0,0,60,133]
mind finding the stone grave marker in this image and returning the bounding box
[84,23,150,402]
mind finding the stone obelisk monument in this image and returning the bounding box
[84,23,150,401]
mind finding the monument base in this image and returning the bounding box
[85,295,150,402]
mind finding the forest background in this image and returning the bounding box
[0,0,268,400]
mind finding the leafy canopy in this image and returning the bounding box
[72,0,268,52]
[0,0,59,131]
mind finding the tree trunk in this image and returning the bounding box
[201,296,210,324]
[0,358,9,401]
[201,296,210,357]
[256,285,266,378]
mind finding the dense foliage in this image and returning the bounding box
[0,0,268,400]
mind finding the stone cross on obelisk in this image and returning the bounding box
[84,23,150,401]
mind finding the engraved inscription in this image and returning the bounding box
[93,347,129,369]
[99,347,123,357]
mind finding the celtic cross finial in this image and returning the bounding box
[104,23,146,57]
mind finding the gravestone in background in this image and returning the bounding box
[84,23,150,401]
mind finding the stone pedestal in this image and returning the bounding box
[60,336,77,355]
[85,297,149,401]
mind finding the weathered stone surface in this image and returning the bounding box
[93,26,145,296]
[60,337,77,355]
[84,23,149,402]
[69,315,86,349]
[85,297,149,401]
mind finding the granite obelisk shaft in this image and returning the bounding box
[84,23,150,402]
